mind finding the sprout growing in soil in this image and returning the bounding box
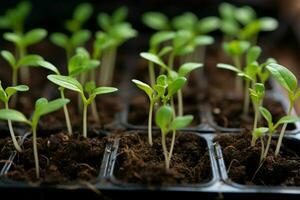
[3,29,47,84]
[132,75,187,146]
[249,83,265,146]
[0,82,28,152]
[47,74,118,138]
[155,105,193,169]
[259,107,299,160]
[266,63,300,157]
[0,98,69,178]
[51,3,92,60]
[97,6,137,86]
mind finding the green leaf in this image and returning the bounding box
[3,32,21,44]
[132,79,153,99]
[173,30,193,54]
[158,46,173,57]
[142,12,169,30]
[84,81,96,94]
[235,6,256,25]
[24,28,47,46]
[5,85,29,99]
[37,60,60,75]
[112,6,128,23]
[1,50,16,67]
[172,12,197,31]
[34,98,70,118]
[277,115,300,125]
[156,75,168,86]
[50,33,69,48]
[253,127,269,139]
[178,63,203,77]
[92,87,118,96]
[238,20,260,40]
[171,115,193,130]
[71,30,91,47]
[195,35,214,46]
[47,74,83,93]
[197,16,220,34]
[17,55,44,67]
[0,109,29,123]
[220,20,240,36]
[73,3,93,23]
[223,40,250,56]
[266,63,298,93]
[155,105,173,131]
[217,63,240,73]
[219,3,236,20]
[140,52,167,69]
[150,31,175,50]
[259,107,272,124]
[246,46,261,65]
[259,17,278,31]
[168,77,187,97]
[97,13,110,31]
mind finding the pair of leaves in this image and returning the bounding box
[51,30,91,50]
[0,82,29,104]
[4,28,47,47]
[98,6,128,31]
[155,105,193,134]
[249,83,265,106]
[223,40,250,57]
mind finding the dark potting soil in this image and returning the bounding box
[4,132,107,184]
[114,131,212,185]
[127,94,201,127]
[215,132,300,186]
[0,136,20,169]
[210,97,296,130]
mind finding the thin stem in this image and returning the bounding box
[170,97,176,117]
[32,125,40,178]
[5,102,22,152]
[83,103,88,138]
[10,68,18,107]
[233,56,242,95]
[251,105,258,147]
[19,45,29,84]
[168,129,176,162]
[60,88,73,136]
[263,132,273,159]
[91,100,100,124]
[177,89,183,116]
[106,47,117,86]
[148,62,155,87]
[148,101,154,146]
[99,49,111,85]
[260,137,265,163]
[243,80,250,116]
[275,103,293,157]
[161,131,170,170]
[168,52,174,70]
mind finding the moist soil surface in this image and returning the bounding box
[114,131,212,185]
[215,132,300,186]
[4,132,107,184]
[0,135,20,169]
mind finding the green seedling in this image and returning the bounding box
[97,6,137,86]
[132,75,187,146]
[155,105,193,169]
[3,29,47,83]
[249,83,265,146]
[259,107,299,160]
[47,74,118,138]
[51,3,92,60]
[266,63,300,157]
[142,12,170,31]
[0,82,28,152]
[0,98,69,178]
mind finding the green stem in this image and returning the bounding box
[10,68,18,107]
[243,80,250,116]
[161,131,170,170]
[251,105,258,147]
[233,56,242,95]
[168,52,175,70]
[177,89,183,116]
[148,62,155,87]
[260,137,265,163]
[5,102,22,152]
[170,97,176,117]
[83,103,88,138]
[275,103,293,157]
[168,129,176,163]
[99,49,111,85]
[60,88,73,136]
[106,47,117,86]
[263,132,273,159]
[19,45,29,84]
[91,100,100,124]
[32,124,40,178]
[148,101,154,146]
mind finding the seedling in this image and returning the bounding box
[97,6,137,86]
[0,82,29,152]
[155,105,193,169]
[132,75,187,146]
[47,74,118,138]
[249,83,265,146]
[0,98,69,178]
[51,3,92,60]
[259,107,299,160]
[266,63,300,157]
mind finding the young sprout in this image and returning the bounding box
[47,75,118,138]
[0,82,28,152]
[266,63,300,157]
[97,6,137,86]
[251,127,268,162]
[249,83,265,146]
[259,107,299,160]
[51,3,92,60]
[0,98,69,178]
[155,105,193,169]
[142,12,170,31]
[3,29,47,83]
[132,75,187,146]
